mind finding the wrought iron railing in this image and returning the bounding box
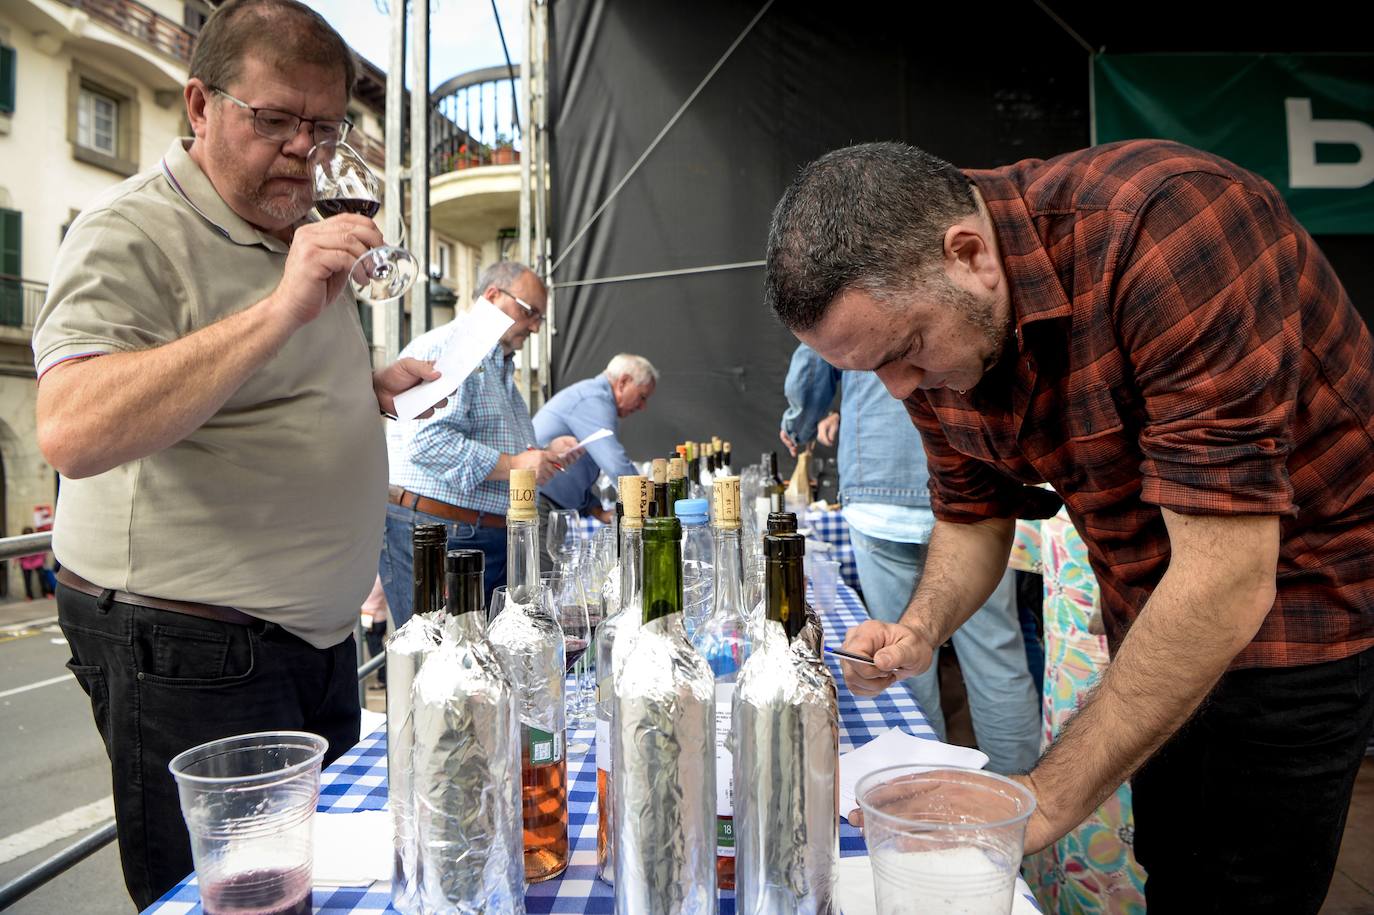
[58,0,197,63]
[429,64,522,176]
[0,275,47,332]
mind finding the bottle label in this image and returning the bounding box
[596,716,611,772]
[717,816,735,856]
[524,723,563,765]
[715,682,734,820]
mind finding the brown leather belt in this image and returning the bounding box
[388,485,506,527]
[57,568,259,626]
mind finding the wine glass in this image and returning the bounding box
[309,141,418,302]
[545,509,580,574]
[542,570,593,753]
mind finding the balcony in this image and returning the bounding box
[428,65,523,250]
[0,275,48,346]
[57,0,195,64]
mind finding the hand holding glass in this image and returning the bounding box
[309,142,417,302]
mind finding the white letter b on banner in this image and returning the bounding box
[1286,97,1374,189]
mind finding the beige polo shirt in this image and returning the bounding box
[33,138,387,649]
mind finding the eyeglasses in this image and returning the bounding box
[498,288,545,325]
[210,86,352,146]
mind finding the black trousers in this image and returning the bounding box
[57,584,361,910]
[1131,645,1374,913]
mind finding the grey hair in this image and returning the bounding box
[604,353,659,387]
[476,260,535,295]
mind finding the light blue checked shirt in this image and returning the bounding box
[387,323,538,516]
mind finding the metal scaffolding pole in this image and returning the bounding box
[382,0,407,363]
[409,0,432,338]
[518,0,535,406]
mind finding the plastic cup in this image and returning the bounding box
[856,765,1034,915]
[808,556,840,614]
[169,731,329,915]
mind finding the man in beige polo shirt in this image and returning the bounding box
[30,0,435,907]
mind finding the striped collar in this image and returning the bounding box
[158,138,290,253]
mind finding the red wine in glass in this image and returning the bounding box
[564,636,589,672]
[315,197,380,219]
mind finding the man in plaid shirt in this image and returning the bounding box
[766,140,1374,912]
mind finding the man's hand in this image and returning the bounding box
[549,434,583,462]
[838,619,937,697]
[591,506,616,524]
[373,358,441,418]
[511,449,560,485]
[817,411,840,447]
[779,427,799,457]
[270,215,384,328]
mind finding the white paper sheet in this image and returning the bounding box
[392,297,514,421]
[838,726,990,821]
[312,810,392,887]
[575,428,613,449]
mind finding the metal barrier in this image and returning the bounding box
[0,531,387,909]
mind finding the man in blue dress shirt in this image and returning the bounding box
[533,353,658,569]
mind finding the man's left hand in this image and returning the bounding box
[374,358,442,418]
[549,435,583,463]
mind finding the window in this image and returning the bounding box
[78,87,119,156]
[67,64,140,177]
[1,44,15,115]
[436,242,453,279]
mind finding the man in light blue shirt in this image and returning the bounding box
[381,261,576,622]
[533,354,657,569]
[781,342,1039,774]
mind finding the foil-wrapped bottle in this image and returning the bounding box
[596,474,649,883]
[411,549,526,913]
[746,512,823,656]
[386,523,445,915]
[690,476,752,890]
[612,515,717,915]
[487,469,569,882]
[733,531,839,915]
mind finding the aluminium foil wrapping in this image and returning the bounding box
[732,619,840,915]
[611,616,718,915]
[386,614,444,914]
[411,634,526,913]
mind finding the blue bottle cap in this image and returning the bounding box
[674,498,709,523]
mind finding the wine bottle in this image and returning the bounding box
[690,477,751,890]
[722,441,733,473]
[487,469,568,882]
[412,522,447,618]
[410,549,525,910]
[651,457,670,518]
[732,531,839,914]
[766,451,786,513]
[668,457,689,511]
[612,515,716,912]
[596,475,649,884]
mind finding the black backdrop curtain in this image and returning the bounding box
[546,0,1371,468]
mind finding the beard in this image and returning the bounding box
[932,275,1007,374]
[207,137,313,226]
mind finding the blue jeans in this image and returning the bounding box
[379,502,507,627]
[848,526,1042,774]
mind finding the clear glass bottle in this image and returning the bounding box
[596,475,648,883]
[676,497,714,639]
[690,477,751,890]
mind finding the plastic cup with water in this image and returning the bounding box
[855,765,1034,915]
[808,556,840,615]
[169,731,329,915]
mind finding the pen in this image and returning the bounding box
[824,645,879,667]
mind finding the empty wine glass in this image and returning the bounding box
[545,509,580,574]
[309,141,418,302]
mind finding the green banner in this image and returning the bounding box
[1094,54,1374,235]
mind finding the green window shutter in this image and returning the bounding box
[0,45,15,114]
[0,209,22,327]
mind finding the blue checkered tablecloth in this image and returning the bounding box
[147,582,1038,914]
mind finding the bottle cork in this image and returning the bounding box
[619,475,650,529]
[652,458,668,485]
[668,457,686,481]
[508,469,537,521]
[712,435,722,452]
[712,476,741,530]
[686,442,697,462]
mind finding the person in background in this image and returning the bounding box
[381,260,579,619]
[17,527,55,600]
[780,342,1040,775]
[532,353,658,570]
